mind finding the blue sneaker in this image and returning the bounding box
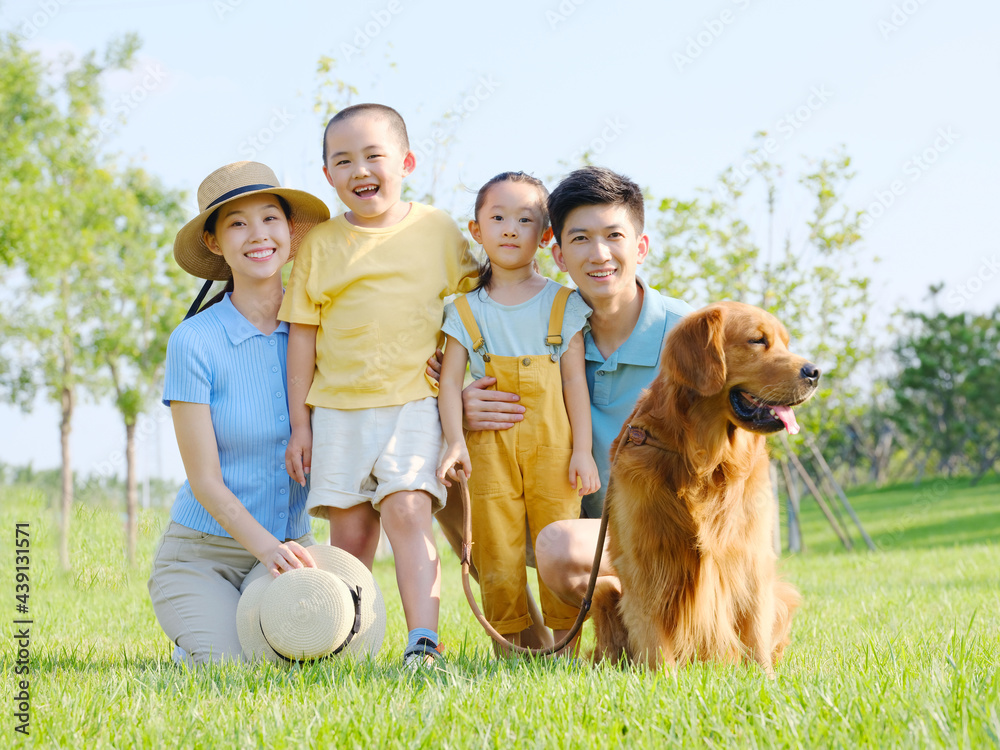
[403,637,443,668]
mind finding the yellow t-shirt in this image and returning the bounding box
[278,202,479,409]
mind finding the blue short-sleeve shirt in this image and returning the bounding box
[582,276,693,518]
[162,293,310,540]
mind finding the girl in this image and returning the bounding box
[147,161,350,665]
[436,171,600,649]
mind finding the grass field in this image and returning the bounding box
[2,473,998,749]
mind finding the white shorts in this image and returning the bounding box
[308,397,446,517]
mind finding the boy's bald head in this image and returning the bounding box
[322,103,410,164]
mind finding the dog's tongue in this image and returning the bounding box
[772,404,800,435]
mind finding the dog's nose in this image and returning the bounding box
[800,363,821,385]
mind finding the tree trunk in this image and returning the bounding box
[873,426,894,487]
[780,434,852,550]
[58,277,75,571]
[971,448,998,488]
[126,420,138,565]
[769,460,781,555]
[899,440,927,484]
[59,383,74,571]
[780,459,802,554]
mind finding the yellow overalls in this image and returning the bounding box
[453,287,581,633]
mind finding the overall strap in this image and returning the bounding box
[453,294,490,362]
[545,286,573,361]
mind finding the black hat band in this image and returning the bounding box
[205,183,277,210]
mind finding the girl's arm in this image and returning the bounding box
[560,331,601,496]
[286,322,317,487]
[436,335,472,486]
[171,401,316,576]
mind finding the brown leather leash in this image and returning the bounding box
[458,422,669,656]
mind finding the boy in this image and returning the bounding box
[279,103,479,666]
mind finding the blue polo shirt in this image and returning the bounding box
[162,293,310,540]
[582,276,693,518]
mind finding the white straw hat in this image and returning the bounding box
[237,546,386,663]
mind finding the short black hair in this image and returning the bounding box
[322,103,409,164]
[547,166,644,246]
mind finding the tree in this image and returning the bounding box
[0,34,51,268]
[91,167,186,565]
[0,32,158,569]
[891,305,1000,485]
[841,385,899,487]
[646,139,877,461]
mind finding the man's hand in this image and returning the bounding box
[462,376,525,431]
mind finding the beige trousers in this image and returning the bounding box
[147,521,315,666]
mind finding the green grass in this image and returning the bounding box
[2,476,998,749]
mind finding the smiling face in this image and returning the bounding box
[469,180,551,273]
[203,192,292,284]
[551,203,649,308]
[322,113,415,228]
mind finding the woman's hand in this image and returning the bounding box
[171,401,318,576]
[260,539,318,578]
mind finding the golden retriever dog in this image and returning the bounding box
[591,301,820,675]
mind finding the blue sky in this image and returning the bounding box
[1,0,998,484]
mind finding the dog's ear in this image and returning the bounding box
[665,306,727,395]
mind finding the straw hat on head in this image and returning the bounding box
[174,161,330,281]
[237,546,386,664]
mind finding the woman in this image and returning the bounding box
[147,162,339,665]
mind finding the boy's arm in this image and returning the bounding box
[442,213,481,294]
[286,322,318,487]
[436,335,472,485]
[561,331,601,496]
[171,402,316,576]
